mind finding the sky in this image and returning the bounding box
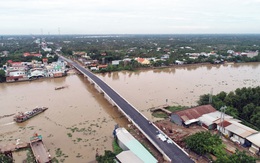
[1,0,260,35]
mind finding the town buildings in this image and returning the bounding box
[4,60,67,82]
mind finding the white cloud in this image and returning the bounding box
[0,0,259,34]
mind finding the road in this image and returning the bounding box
[60,56,193,163]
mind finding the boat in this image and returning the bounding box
[55,86,65,90]
[54,85,68,90]
[30,133,51,163]
[13,107,48,123]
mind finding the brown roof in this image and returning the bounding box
[173,105,216,121]
[216,120,231,127]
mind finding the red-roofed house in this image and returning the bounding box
[171,105,216,126]
[98,64,108,69]
[23,52,42,58]
[42,58,48,64]
[23,52,31,57]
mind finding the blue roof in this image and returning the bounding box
[125,139,157,163]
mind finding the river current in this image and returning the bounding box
[0,62,260,162]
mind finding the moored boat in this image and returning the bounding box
[30,133,51,163]
[13,107,48,123]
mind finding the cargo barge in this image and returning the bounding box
[13,107,48,123]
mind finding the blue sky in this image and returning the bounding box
[1,0,260,34]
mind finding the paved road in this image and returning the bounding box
[61,56,193,163]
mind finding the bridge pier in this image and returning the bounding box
[87,77,94,84]
[94,84,103,93]
[104,93,116,106]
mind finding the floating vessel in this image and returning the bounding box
[13,107,48,123]
[30,133,51,163]
[55,85,68,90]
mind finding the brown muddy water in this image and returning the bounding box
[1,62,260,162]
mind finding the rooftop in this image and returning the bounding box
[116,128,157,163]
[116,151,144,163]
[173,105,216,122]
[246,132,260,147]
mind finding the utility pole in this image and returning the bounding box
[219,106,227,137]
[209,88,213,104]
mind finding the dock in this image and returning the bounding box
[0,142,29,153]
[150,104,172,115]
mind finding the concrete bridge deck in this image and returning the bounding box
[60,56,193,163]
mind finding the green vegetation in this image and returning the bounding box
[152,111,168,118]
[185,131,256,163]
[112,139,123,155]
[67,133,72,137]
[215,150,256,163]
[0,154,13,163]
[166,105,186,112]
[198,86,260,130]
[96,150,116,163]
[95,138,123,163]
[54,148,68,163]
[185,131,224,156]
[0,70,5,82]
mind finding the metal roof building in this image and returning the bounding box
[115,128,157,163]
[171,104,216,125]
[116,151,144,163]
[246,132,260,154]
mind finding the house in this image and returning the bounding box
[161,54,170,60]
[42,58,48,64]
[175,60,184,65]
[171,105,216,126]
[115,128,157,163]
[6,70,28,82]
[23,52,42,58]
[98,64,107,69]
[220,120,258,145]
[199,111,234,130]
[246,132,260,155]
[112,60,121,66]
[243,51,258,58]
[28,68,45,78]
[45,61,67,78]
[135,57,150,65]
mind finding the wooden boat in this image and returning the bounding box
[55,85,68,90]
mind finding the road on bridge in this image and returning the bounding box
[60,56,193,163]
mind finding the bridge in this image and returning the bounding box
[60,56,193,163]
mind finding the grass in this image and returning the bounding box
[112,139,123,155]
[166,105,186,112]
[152,111,168,118]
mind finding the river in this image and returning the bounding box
[0,62,260,162]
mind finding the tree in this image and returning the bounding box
[0,154,13,163]
[215,150,256,163]
[0,70,6,82]
[96,150,116,163]
[185,131,223,156]
[198,94,210,105]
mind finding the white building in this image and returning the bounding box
[115,128,157,163]
[45,61,67,77]
[246,132,260,155]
